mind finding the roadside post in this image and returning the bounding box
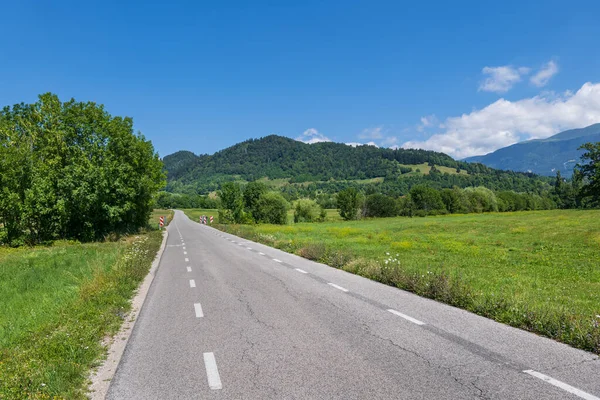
[159,216,165,230]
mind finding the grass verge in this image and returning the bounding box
[0,230,163,399]
[196,210,600,355]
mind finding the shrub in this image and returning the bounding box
[254,192,289,224]
[293,199,325,223]
[363,194,398,217]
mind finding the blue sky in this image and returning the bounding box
[1,0,599,158]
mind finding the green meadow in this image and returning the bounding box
[0,213,167,399]
[199,209,600,354]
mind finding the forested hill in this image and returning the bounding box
[163,135,553,195]
[165,135,456,182]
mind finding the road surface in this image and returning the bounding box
[107,210,600,399]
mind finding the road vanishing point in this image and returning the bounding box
[107,210,600,399]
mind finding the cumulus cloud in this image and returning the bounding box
[402,82,600,159]
[479,65,530,93]
[531,61,559,87]
[295,128,331,144]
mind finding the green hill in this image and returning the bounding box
[464,123,600,177]
[163,135,553,196]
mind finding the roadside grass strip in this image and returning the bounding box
[0,231,163,399]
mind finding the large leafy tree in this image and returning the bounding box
[576,142,600,206]
[0,93,165,245]
[337,187,363,220]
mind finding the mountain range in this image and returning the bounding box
[463,123,600,177]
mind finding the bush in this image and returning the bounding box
[409,185,446,214]
[294,199,325,223]
[254,192,289,224]
[363,194,398,217]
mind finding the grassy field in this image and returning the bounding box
[0,213,167,399]
[206,210,600,354]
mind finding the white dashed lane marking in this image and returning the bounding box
[194,303,204,318]
[387,309,425,326]
[203,352,223,390]
[523,370,600,400]
[327,283,348,292]
[186,266,192,272]
[189,279,196,288]
[272,259,282,263]
[295,268,308,274]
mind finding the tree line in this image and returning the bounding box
[213,143,599,224]
[0,94,165,246]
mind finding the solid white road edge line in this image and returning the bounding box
[295,268,308,274]
[186,266,192,272]
[523,370,600,400]
[203,352,223,390]
[387,309,426,326]
[327,283,349,292]
[273,259,282,263]
[189,279,196,288]
[194,303,204,318]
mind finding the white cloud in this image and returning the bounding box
[479,65,530,93]
[417,114,439,132]
[531,61,559,87]
[346,142,379,147]
[295,128,331,144]
[402,82,600,159]
[358,126,384,140]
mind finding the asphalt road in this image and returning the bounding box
[107,210,600,399]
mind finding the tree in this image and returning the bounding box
[254,192,289,224]
[337,188,363,220]
[575,142,600,206]
[218,182,244,223]
[363,194,397,217]
[409,185,445,214]
[243,181,268,220]
[0,93,165,245]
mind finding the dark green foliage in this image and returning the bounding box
[440,188,469,214]
[253,192,289,224]
[293,199,325,223]
[243,181,268,219]
[0,94,165,245]
[576,142,600,206]
[463,187,498,213]
[218,182,244,223]
[337,188,364,220]
[409,185,446,214]
[363,194,398,218]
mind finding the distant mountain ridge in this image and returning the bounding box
[464,123,600,177]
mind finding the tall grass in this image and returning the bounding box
[208,210,600,355]
[0,231,163,399]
